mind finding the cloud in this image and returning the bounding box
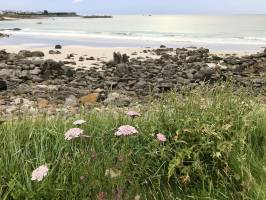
[72,0,84,3]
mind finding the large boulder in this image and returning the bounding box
[0,50,9,60]
[0,80,7,91]
[113,52,129,64]
[31,51,45,57]
[40,59,74,79]
[18,50,32,58]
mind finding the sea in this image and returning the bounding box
[0,15,266,51]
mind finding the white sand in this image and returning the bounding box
[1,45,159,69]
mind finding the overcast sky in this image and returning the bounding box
[1,0,266,14]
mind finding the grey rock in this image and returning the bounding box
[55,44,62,49]
[49,50,61,54]
[30,67,41,75]
[64,95,78,107]
[31,51,45,57]
[104,92,131,107]
[116,63,130,74]
[18,50,32,58]
[113,52,129,64]
[0,80,7,91]
[86,56,95,60]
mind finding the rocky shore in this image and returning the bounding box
[0,46,265,116]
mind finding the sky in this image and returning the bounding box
[0,0,266,14]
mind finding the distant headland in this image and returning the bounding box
[0,10,114,20]
[0,10,78,19]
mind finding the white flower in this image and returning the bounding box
[105,168,121,178]
[73,119,86,125]
[31,165,49,182]
[64,128,84,140]
[115,125,138,136]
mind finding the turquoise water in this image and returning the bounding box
[0,15,266,50]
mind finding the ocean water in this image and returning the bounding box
[0,15,266,51]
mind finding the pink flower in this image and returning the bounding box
[64,128,84,140]
[115,125,138,136]
[156,133,167,142]
[73,119,86,125]
[31,165,49,182]
[126,111,141,118]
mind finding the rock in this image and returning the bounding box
[116,63,130,74]
[49,50,61,54]
[64,95,78,107]
[122,54,129,63]
[79,93,99,106]
[37,98,49,108]
[0,80,7,91]
[0,33,9,38]
[264,48,266,53]
[40,59,66,78]
[31,51,45,57]
[113,52,129,64]
[6,105,17,114]
[0,50,9,60]
[104,92,131,107]
[19,70,31,80]
[86,56,95,60]
[55,44,62,49]
[30,68,41,75]
[113,52,122,64]
[186,55,201,63]
[66,53,74,59]
[18,50,32,58]
[160,45,166,48]
[79,56,84,61]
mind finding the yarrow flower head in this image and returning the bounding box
[73,119,86,125]
[126,111,141,118]
[64,128,84,140]
[105,168,121,178]
[31,165,49,182]
[115,125,138,136]
[156,133,167,142]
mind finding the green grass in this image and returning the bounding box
[1,85,266,200]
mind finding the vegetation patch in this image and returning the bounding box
[1,85,266,199]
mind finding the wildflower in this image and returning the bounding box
[105,168,121,178]
[114,187,123,200]
[156,133,167,142]
[134,195,141,200]
[64,128,84,140]
[96,192,107,200]
[126,111,141,118]
[73,119,86,125]
[80,176,85,181]
[179,175,191,185]
[117,155,124,162]
[115,125,138,136]
[31,165,49,182]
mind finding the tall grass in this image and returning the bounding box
[1,85,266,199]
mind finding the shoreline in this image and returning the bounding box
[0,44,265,118]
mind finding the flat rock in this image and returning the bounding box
[79,93,99,106]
